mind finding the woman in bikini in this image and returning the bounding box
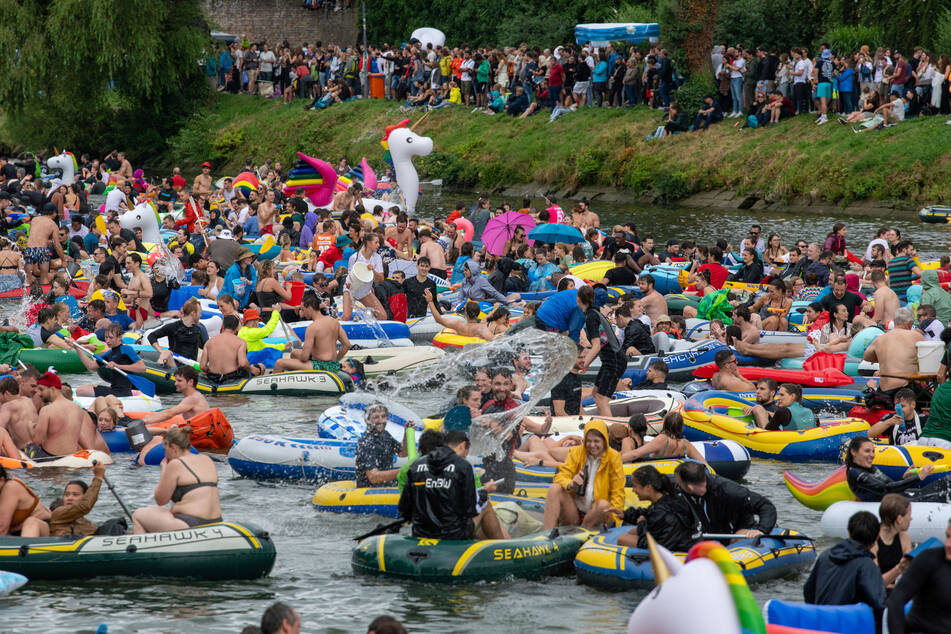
[197,260,224,301]
[0,466,51,536]
[255,259,294,322]
[621,411,707,464]
[0,238,23,294]
[131,426,222,532]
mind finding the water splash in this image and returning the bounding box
[351,305,393,347]
[359,329,577,457]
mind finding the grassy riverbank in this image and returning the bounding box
[165,93,951,207]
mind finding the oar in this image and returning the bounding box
[352,518,405,541]
[69,340,156,397]
[93,460,135,526]
[277,315,302,350]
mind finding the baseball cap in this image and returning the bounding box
[202,162,212,168]
[37,371,62,389]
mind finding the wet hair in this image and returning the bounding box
[444,429,469,448]
[490,366,513,380]
[627,413,648,438]
[714,349,734,366]
[779,382,802,402]
[364,403,389,423]
[674,460,707,485]
[417,430,445,456]
[366,615,408,634]
[631,465,675,496]
[261,603,298,634]
[0,377,18,395]
[464,301,481,320]
[37,306,56,324]
[844,436,873,468]
[175,365,199,386]
[648,360,668,377]
[222,315,240,331]
[661,411,684,439]
[577,285,594,308]
[756,377,778,393]
[879,493,911,528]
[88,299,106,314]
[65,479,89,495]
[455,386,477,404]
[847,510,881,547]
[894,387,916,404]
[104,323,124,338]
[163,425,193,449]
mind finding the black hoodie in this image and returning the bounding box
[804,538,886,615]
[398,445,477,540]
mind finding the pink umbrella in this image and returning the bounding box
[480,211,536,256]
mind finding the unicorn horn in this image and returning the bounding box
[410,111,430,131]
[53,146,58,155]
[646,533,671,585]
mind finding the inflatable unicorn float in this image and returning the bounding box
[627,535,867,634]
[46,151,78,185]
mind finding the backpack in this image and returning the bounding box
[594,311,622,353]
[746,115,759,128]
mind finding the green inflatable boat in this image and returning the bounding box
[0,521,276,580]
[16,348,88,374]
[352,526,596,582]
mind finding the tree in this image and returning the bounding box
[0,0,210,158]
[659,0,720,76]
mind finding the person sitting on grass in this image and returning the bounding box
[692,94,724,131]
[541,419,624,530]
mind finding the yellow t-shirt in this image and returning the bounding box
[439,56,452,77]
[449,87,462,104]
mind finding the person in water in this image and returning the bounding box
[804,510,886,624]
[131,425,223,532]
[886,518,951,634]
[615,465,698,552]
[844,436,939,502]
[354,403,410,488]
[398,430,507,540]
[49,461,106,537]
[542,419,625,530]
[0,465,50,536]
[873,493,912,589]
[675,460,776,538]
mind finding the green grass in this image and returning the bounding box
[163,94,951,206]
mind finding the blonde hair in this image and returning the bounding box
[164,425,193,449]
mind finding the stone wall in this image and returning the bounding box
[202,0,359,48]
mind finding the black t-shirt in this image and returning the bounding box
[574,61,591,82]
[40,325,58,343]
[403,275,438,319]
[820,290,863,321]
[551,372,582,414]
[0,163,16,181]
[19,190,44,208]
[603,266,638,286]
[150,278,180,314]
[602,237,634,262]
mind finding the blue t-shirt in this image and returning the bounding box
[83,232,100,255]
[106,311,134,331]
[592,62,608,83]
[535,289,585,341]
[54,295,82,320]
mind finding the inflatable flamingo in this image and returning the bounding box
[46,151,77,185]
[387,127,433,213]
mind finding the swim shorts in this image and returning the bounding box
[23,443,55,460]
[24,247,51,265]
[311,359,342,372]
[816,82,832,99]
[204,368,252,384]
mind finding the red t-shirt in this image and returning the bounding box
[171,175,186,189]
[699,263,730,289]
[549,63,564,87]
[447,210,462,223]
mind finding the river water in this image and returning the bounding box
[2,200,948,633]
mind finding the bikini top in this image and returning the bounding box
[170,458,217,503]
[654,435,688,459]
[9,479,39,527]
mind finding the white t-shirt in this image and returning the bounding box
[258,51,276,73]
[105,188,126,212]
[793,60,808,84]
[460,59,475,81]
[348,250,383,299]
[890,97,905,121]
[730,58,746,79]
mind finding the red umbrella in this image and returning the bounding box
[480,211,536,256]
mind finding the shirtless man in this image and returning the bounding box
[116,152,134,180]
[864,307,924,393]
[332,183,361,212]
[17,367,45,414]
[417,229,447,279]
[28,372,98,458]
[272,294,350,373]
[636,274,667,325]
[578,199,600,229]
[424,290,509,341]
[143,366,209,424]
[192,162,213,196]
[201,315,258,382]
[385,213,415,260]
[49,181,67,223]
[0,377,38,451]
[25,203,67,285]
[869,269,899,327]
[257,189,278,236]
[710,349,756,391]
[122,253,153,329]
[731,306,761,344]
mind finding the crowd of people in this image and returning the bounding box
[206,33,951,133]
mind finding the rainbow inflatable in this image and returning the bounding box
[283,152,338,206]
[380,119,410,168]
[234,171,259,196]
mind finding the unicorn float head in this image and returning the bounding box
[119,200,162,245]
[46,151,78,185]
[385,119,433,213]
[628,536,824,634]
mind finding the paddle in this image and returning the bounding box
[69,340,156,397]
[353,518,405,541]
[277,315,302,350]
[93,459,135,526]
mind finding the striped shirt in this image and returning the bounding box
[886,255,915,301]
